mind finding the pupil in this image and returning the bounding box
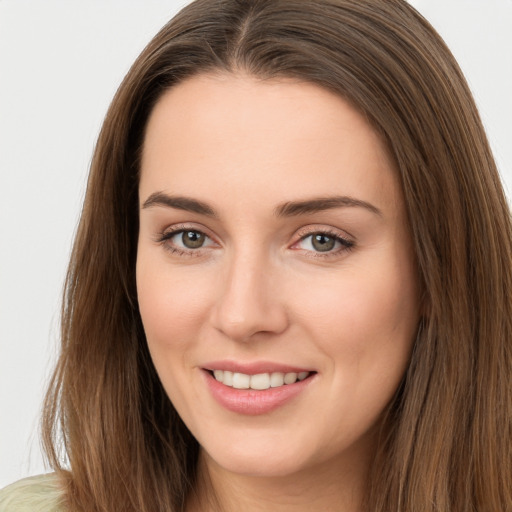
[182,231,205,249]
[312,234,335,252]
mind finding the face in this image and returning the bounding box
[137,74,420,479]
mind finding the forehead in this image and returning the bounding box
[139,74,401,217]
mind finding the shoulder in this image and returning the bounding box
[0,474,65,512]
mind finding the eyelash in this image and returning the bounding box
[156,225,215,257]
[292,228,354,258]
[155,225,355,258]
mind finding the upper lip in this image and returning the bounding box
[202,360,314,375]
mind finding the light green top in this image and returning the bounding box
[0,474,65,512]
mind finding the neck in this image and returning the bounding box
[187,442,373,512]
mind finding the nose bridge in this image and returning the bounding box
[211,243,287,342]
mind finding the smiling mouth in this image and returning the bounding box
[206,369,314,390]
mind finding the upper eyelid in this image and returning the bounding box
[293,232,353,248]
[159,223,216,240]
[294,224,355,241]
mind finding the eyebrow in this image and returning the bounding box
[141,191,381,218]
[275,196,382,217]
[142,191,217,216]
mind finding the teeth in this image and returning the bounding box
[211,370,311,390]
[270,372,284,387]
[223,370,233,386]
[283,372,297,384]
[249,373,271,390]
[232,372,250,389]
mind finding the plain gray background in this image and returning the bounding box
[1,0,511,488]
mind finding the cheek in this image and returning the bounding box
[293,250,418,377]
[136,256,213,356]
[291,256,418,444]
[136,256,217,417]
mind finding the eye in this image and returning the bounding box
[294,230,354,254]
[157,227,216,254]
[177,230,207,249]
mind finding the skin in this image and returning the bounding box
[136,74,420,511]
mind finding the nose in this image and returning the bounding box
[210,251,289,342]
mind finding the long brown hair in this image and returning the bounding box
[42,1,512,510]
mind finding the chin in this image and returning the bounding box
[202,440,313,478]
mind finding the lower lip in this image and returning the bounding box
[203,370,315,415]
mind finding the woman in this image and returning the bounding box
[1,0,511,510]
